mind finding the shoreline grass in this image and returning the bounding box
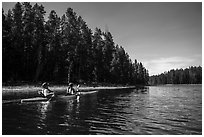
[2,84,137,100]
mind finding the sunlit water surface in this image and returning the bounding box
[2,85,202,135]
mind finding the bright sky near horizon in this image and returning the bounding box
[2,2,202,76]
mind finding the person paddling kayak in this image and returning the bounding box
[66,83,75,95]
[39,82,55,99]
[66,83,80,95]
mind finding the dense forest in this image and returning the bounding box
[2,2,149,85]
[149,66,202,85]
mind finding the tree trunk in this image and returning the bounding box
[68,61,73,83]
[34,45,44,81]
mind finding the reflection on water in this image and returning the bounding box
[2,85,202,135]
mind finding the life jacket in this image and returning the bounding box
[67,87,75,94]
[42,88,53,97]
[42,89,49,97]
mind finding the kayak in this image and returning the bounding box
[79,90,98,95]
[21,97,49,103]
[21,94,78,103]
[21,90,98,103]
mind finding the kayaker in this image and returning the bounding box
[39,82,55,99]
[66,83,76,95]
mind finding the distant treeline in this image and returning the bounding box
[2,2,149,85]
[149,66,202,85]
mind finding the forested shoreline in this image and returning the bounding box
[149,66,202,85]
[2,2,149,85]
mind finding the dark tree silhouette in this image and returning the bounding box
[149,66,202,85]
[2,3,149,85]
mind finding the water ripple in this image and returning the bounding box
[2,85,202,135]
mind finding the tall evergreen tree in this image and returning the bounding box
[32,3,46,81]
[2,3,150,85]
[61,7,81,82]
[22,2,35,80]
[149,66,202,85]
[102,31,115,82]
[12,2,24,80]
[2,9,14,81]
[77,16,93,82]
[110,45,121,83]
[92,28,104,82]
[44,10,61,81]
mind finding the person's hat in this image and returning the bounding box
[69,83,73,86]
[42,82,49,88]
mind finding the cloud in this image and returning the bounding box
[143,56,199,76]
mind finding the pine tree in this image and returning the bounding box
[2,9,14,81]
[77,16,93,82]
[22,2,35,80]
[44,10,61,81]
[32,3,46,81]
[149,66,202,85]
[101,31,115,82]
[110,45,120,83]
[3,3,150,85]
[92,28,104,82]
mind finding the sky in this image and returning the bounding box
[2,2,202,76]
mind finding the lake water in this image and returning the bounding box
[2,85,202,135]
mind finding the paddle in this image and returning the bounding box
[47,89,56,102]
[76,85,80,101]
[47,94,54,102]
[76,85,80,91]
